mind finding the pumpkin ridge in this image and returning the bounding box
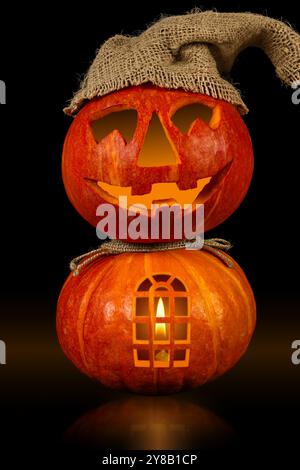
[117,253,146,391]
[204,181,223,224]
[208,253,256,339]
[233,266,256,335]
[90,256,132,385]
[77,259,115,374]
[188,251,223,379]
[168,251,220,380]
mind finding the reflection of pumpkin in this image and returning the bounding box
[65,397,235,450]
[62,85,254,241]
[57,249,255,394]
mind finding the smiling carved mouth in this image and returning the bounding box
[85,162,231,209]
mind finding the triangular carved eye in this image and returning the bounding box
[91,109,138,143]
[171,103,213,133]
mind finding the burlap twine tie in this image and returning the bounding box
[70,238,233,276]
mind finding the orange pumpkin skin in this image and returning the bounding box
[57,250,256,394]
[62,85,254,242]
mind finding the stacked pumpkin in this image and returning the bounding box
[57,81,256,394]
[57,10,300,394]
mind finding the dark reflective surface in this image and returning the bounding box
[1,296,300,464]
[65,397,235,450]
[1,1,300,467]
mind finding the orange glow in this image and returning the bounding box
[209,105,221,130]
[155,298,167,340]
[97,177,211,208]
[137,113,178,167]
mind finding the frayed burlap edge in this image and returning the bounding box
[64,11,300,116]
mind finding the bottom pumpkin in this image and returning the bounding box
[57,249,256,394]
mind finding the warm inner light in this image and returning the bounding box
[155,297,167,340]
[97,177,211,208]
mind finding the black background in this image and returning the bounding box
[0,0,300,466]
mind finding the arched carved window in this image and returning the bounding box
[133,274,190,368]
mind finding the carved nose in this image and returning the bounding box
[137,113,178,167]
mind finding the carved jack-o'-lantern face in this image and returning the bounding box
[62,85,254,241]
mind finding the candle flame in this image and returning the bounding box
[155,297,167,339]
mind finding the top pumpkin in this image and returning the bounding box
[62,85,253,241]
[62,12,300,241]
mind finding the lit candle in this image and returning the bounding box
[155,298,168,361]
[155,297,167,340]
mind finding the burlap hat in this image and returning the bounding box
[64,11,300,115]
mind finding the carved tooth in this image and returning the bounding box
[152,198,177,205]
[131,183,152,196]
[176,180,198,190]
